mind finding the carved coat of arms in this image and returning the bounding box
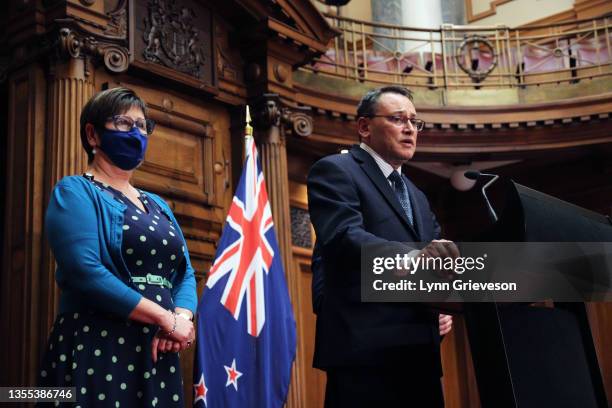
[143,0,205,78]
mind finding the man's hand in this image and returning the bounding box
[420,239,459,259]
[419,239,460,279]
[439,314,453,336]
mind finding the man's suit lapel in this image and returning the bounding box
[350,146,419,238]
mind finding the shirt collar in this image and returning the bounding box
[359,142,402,179]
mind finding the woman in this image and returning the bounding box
[38,87,197,407]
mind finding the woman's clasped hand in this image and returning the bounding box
[151,309,196,362]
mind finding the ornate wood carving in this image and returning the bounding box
[290,206,312,248]
[54,22,130,73]
[131,0,216,92]
[252,94,283,129]
[104,0,128,38]
[286,110,313,138]
[142,0,205,77]
[214,19,243,84]
[252,93,313,138]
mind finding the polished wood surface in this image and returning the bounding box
[1,64,48,389]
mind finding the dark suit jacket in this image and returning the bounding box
[307,145,442,372]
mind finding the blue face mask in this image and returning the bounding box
[98,127,148,170]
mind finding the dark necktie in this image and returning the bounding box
[388,171,414,226]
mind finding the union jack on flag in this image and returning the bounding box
[193,134,297,407]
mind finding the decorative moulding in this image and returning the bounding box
[129,0,217,95]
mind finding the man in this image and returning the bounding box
[307,86,455,407]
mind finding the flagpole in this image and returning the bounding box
[244,105,253,161]
[193,103,297,408]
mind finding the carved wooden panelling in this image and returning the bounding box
[293,248,326,408]
[131,0,216,92]
[213,16,244,85]
[136,106,214,205]
[290,206,312,248]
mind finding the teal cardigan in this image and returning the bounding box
[45,175,197,318]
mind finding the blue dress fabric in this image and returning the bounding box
[38,176,186,407]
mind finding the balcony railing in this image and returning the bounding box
[302,14,612,89]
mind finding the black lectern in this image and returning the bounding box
[460,178,612,408]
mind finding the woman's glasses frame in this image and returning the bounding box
[106,115,156,135]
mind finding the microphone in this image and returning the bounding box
[464,170,499,180]
[464,170,499,223]
[464,170,481,180]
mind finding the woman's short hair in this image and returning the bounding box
[79,87,148,163]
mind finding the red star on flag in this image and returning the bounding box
[224,358,243,391]
[193,373,208,406]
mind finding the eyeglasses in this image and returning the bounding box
[366,115,425,131]
[106,115,156,135]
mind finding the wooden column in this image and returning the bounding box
[46,56,94,186]
[39,42,96,348]
[252,94,313,408]
[253,103,293,275]
[1,63,48,387]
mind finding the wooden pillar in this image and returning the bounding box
[46,55,94,186]
[1,63,48,387]
[253,102,293,276]
[252,94,313,408]
[39,38,96,348]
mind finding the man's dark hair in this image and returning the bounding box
[80,87,148,163]
[356,86,414,118]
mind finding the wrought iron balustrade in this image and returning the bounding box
[302,14,612,89]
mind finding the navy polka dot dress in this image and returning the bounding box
[38,176,187,407]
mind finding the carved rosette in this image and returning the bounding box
[56,25,129,73]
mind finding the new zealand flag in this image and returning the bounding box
[193,136,297,407]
